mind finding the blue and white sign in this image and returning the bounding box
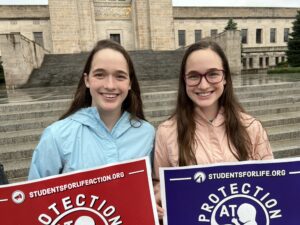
[160,158,300,225]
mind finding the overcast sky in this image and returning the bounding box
[0,0,300,7]
[173,0,300,7]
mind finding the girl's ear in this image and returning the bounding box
[84,73,90,88]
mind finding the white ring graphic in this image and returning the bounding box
[210,194,270,225]
[51,207,109,225]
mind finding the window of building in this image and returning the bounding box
[275,57,279,65]
[241,29,248,44]
[242,58,247,69]
[211,29,218,37]
[259,57,263,67]
[281,56,285,62]
[284,28,289,42]
[249,58,253,68]
[270,28,276,43]
[33,32,44,47]
[109,33,121,44]
[265,57,269,66]
[195,30,202,42]
[256,29,262,44]
[178,30,186,46]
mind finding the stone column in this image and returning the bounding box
[76,0,97,52]
[48,0,96,53]
[132,0,151,50]
[148,0,175,50]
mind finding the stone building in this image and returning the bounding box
[0,0,299,71]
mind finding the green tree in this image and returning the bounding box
[287,10,300,67]
[224,18,237,31]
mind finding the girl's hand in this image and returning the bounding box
[156,203,164,219]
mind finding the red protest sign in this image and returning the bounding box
[0,157,159,225]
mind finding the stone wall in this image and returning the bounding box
[148,0,175,50]
[0,5,49,19]
[173,9,297,49]
[48,0,80,53]
[95,20,134,50]
[212,31,242,75]
[94,1,134,50]
[48,0,96,53]
[132,0,151,50]
[77,0,97,52]
[0,5,52,51]
[173,7,300,19]
[0,33,48,89]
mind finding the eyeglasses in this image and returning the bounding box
[184,69,224,86]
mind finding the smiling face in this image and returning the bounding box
[185,48,226,119]
[84,48,131,117]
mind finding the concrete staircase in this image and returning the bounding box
[22,50,184,88]
[1,76,300,183]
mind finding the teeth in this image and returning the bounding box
[197,92,211,97]
[102,93,117,98]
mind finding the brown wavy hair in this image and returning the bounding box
[60,39,145,122]
[175,40,252,166]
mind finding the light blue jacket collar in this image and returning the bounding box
[69,107,134,138]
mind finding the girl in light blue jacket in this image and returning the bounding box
[28,40,155,179]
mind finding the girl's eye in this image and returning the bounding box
[187,74,199,80]
[116,74,128,80]
[94,73,104,78]
[207,71,221,77]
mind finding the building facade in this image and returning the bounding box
[0,0,299,70]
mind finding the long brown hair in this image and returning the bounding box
[60,39,145,121]
[175,40,251,166]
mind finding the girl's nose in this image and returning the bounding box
[104,75,116,89]
[197,76,210,89]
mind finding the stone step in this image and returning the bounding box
[246,102,300,116]
[1,85,300,114]
[272,138,300,159]
[241,95,300,107]
[2,158,31,183]
[0,99,71,113]
[0,108,65,121]
[144,100,300,119]
[234,81,300,92]
[0,129,43,145]
[142,90,177,100]
[258,111,300,127]
[267,123,300,142]
[0,142,36,161]
[141,86,300,102]
[0,117,55,132]
[236,87,300,99]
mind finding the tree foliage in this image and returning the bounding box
[224,18,237,31]
[287,10,300,67]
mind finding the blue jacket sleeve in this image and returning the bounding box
[28,127,64,180]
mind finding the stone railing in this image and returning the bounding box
[0,33,50,89]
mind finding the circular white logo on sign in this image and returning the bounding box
[12,190,25,204]
[194,171,206,183]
